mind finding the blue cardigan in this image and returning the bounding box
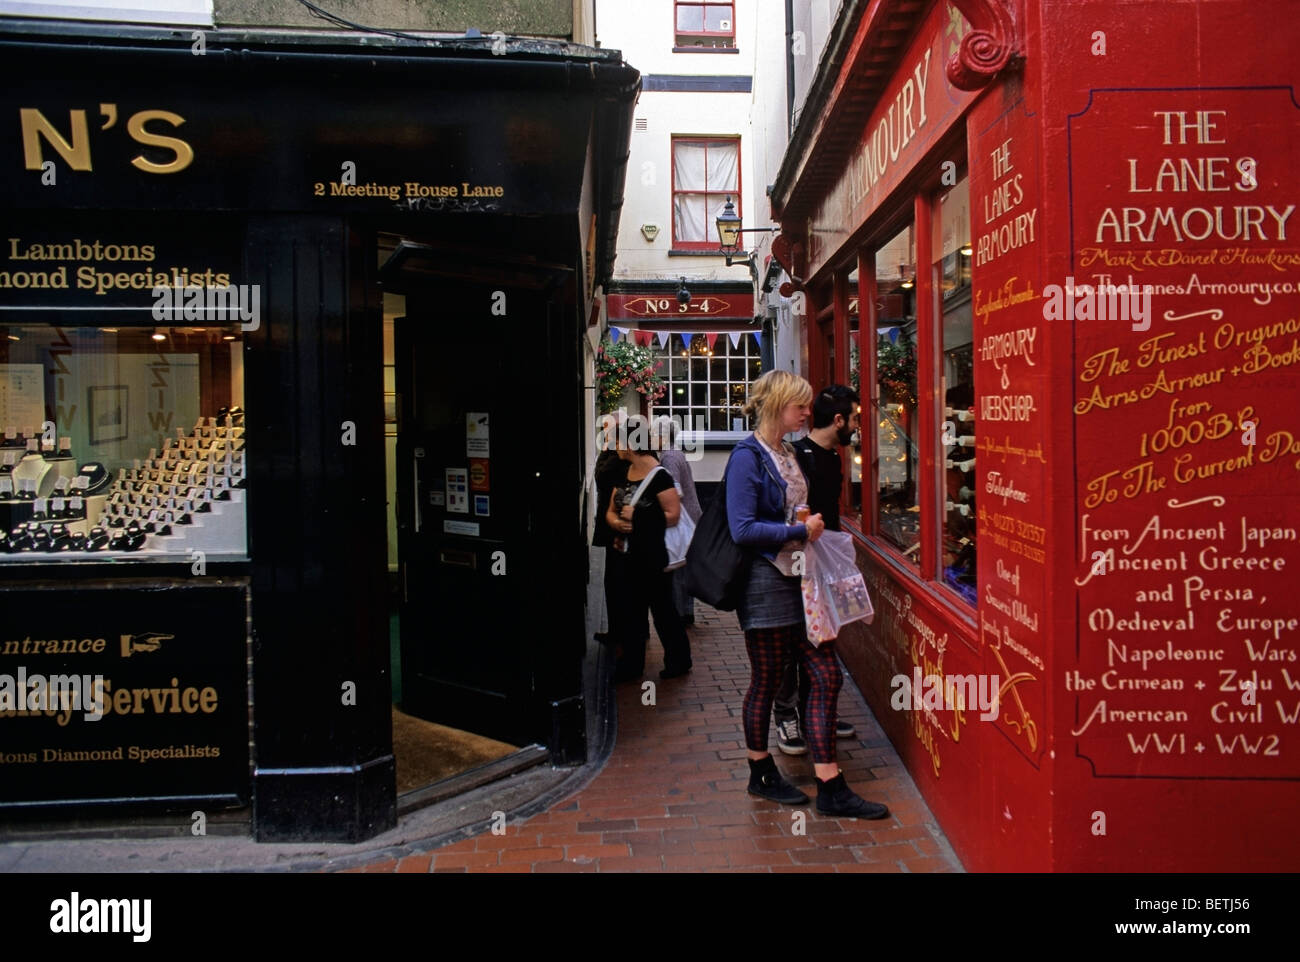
[725,433,810,561]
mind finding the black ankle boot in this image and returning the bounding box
[747,755,809,805]
[815,773,890,819]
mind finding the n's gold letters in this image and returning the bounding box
[127,109,193,173]
[20,108,91,170]
[19,106,193,174]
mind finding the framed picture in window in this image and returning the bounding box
[88,385,129,445]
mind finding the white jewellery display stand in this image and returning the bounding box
[0,417,247,560]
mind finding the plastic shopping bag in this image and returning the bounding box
[801,530,874,645]
[664,497,696,570]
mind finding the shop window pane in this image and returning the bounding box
[0,324,247,562]
[873,223,919,564]
[645,330,760,436]
[932,173,972,299]
[937,171,976,603]
[676,4,703,31]
[849,340,863,515]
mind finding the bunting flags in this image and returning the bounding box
[605,327,765,351]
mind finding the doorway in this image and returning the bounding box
[377,236,575,803]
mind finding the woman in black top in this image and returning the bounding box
[593,431,630,646]
[605,417,693,682]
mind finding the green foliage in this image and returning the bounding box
[877,338,917,405]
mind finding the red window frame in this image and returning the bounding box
[670,136,741,251]
[674,2,736,48]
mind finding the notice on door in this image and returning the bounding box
[469,458,490,492]
[467,412,490,457]
[446,467,469,513]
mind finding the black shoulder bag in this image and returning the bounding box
[683,481,747,610]
[687,445,783,611]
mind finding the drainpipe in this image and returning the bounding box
[785,0,795,136]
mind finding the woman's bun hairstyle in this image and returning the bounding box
[743,370,814,428]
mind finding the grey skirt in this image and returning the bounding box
[737,555,803,631]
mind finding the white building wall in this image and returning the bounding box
[749,0,804,378]
[598,0,763,289]
[596,0,822,478]
[791,0,839,128]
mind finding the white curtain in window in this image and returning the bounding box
[674,194,708,242]
[706,141,738,191]
[674,141,708,191]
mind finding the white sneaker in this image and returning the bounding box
[776,719,808,756]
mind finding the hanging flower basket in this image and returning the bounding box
[595,339,667,414]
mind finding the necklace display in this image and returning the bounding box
[0,415,247,559]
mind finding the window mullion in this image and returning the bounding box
[912,190,939,581]
[857,247,876,531]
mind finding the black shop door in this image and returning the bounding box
[388,244,574,746]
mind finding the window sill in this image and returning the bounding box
[672,46,740,54]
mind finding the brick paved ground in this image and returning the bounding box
[345,604,963,874]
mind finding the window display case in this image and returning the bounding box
[0,324,247,562]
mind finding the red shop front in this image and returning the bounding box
[770,0,1299,871]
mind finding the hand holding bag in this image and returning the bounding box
[801,530,874,645]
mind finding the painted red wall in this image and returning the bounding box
[831,0,1299,872]
[1035,0,1300,872]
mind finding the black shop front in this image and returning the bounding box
[0,20,636,841]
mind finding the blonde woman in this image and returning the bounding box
[726,370,888,819]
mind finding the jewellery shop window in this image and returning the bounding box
[872,223,919,566]
[933,171,975,606]
[0,324,247,562]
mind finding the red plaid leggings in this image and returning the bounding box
[743,625,842,763]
